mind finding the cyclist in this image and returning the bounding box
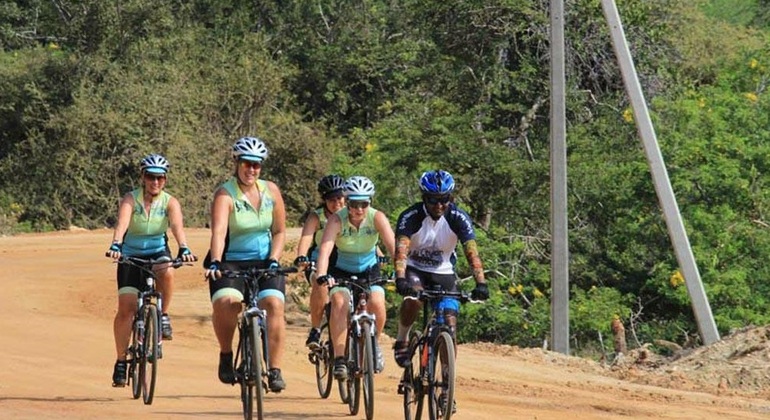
[294,174,346,349]
[315,176,396,379]
[204,136,289,392]
[392,170,490,370]
[106,154,196,387]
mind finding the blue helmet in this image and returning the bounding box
[419,170,455,195]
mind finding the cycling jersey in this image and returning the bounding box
[333,206,379,272]
[122,189,171,256]
[395,202,476,274]
[222,178,275,261]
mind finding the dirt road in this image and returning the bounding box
[1,229,769,419]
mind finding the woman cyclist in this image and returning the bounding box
[294,174,346,349]
[204,136,289,392]
[392,170,489,366]
[315,176,396,379]
[106,154,196,387]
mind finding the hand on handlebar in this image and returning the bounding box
[206,260,222,281]
[471,282,489,301]
[316,274,336,287]
[106,242,122,259]
[177,246,197,262]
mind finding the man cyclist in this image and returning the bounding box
[106,154,196,387]
[314,176,396,379]
[294,174,345,349]
[392,170,489,370]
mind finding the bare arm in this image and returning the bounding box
[296,212,320,258]
[315,213,342,277]
[167,196,189,249]
[111,193,134,244]
[267,181,286,261]
[208,188,232,263]
[374,211,396,258]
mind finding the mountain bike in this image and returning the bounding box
[113,255,194,405]
[399,288,480,420]
[305,262,349,403]
[326,274,388,420]
[222,265,298,420]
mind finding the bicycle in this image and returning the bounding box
[220,265,298,420]
[323,273,389,420]
[399,288,479,420]
[304,262,349,403]
[112,255,194,405]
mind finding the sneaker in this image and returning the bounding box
[267,368,286,392]
[161,314,173,340]
[112,360,128,387]
[218,352,236,384]
[305,327,321,350]
[375,342,384,373]
[333,357,348,380]
[393,340,411,368]
[439,393,457,414]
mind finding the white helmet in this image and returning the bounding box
[232,136,268,162]
[344,176,375,201]
[140,154,169,174]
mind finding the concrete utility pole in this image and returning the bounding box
[549,0,570,354]
[600,0,719,344]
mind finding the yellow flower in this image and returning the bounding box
[670,270,685,288]
[622,108,634,123]
[698,98,706,108]
[744,92,758,103]
[365,142,375,153]
[750,58,758,69]
[48,42,59,50]
[533,288,544,298]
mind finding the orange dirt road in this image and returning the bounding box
[1,229,769,419]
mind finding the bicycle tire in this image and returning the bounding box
[251,319,265,420]
[346,329,361,416]
[403,332,424,420]
[361,323,376,420]
[427,331,455,420]
[314,321,333,399]
[142,305,159,405]
[239,320,254,420]
[129,319,141,400]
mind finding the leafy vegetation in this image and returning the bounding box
[1,0,769,355]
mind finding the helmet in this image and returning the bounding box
[318,174,345,198]
[419,170,455,195]
[344,176,375,201]
[140,154,170,174]
[232,136,268,162]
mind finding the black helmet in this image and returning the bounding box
[318,174,345,198]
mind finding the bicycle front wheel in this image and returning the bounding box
[129,318,141,400]
[427,331,455,420]
[141,305,159,405]
[361,323,376,420]
[250,319,265,420]
[345,329,361,416]
[403,332,424,420]
[314,321,333,399]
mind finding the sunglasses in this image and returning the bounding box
[240,160,262,169]
[424,195,450,205]
[347,201,370,209]
[144,173,166,182]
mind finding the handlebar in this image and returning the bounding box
[221,266,299,278]
[405,288,482,304]
[113,255,198,269]
[325,275,391,290]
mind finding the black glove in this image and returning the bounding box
[106,242,122,258]
[267,258,280,270]
[177,246,193,260]
[471,283,489,301]
[316,274,333,285]
[294,255,309,267]
[395,278,414,296]
[377,256,390,265]
[206,260,221,280]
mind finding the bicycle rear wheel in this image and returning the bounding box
[141,305,159,405]
[361,323,376,420]
[314,321,333,399]
[427,331,455,420]
[345,330,361,416]
[250,319,265,420]
[403,332,424,420]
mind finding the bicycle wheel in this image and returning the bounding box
[129,317,141,400]
[361,323,376,420]
[238,320,254,420]
[345,329,361,416]
[427,331,455,420]
[314,322,333,399]
[141,305,159,405]
[250,319,265,420]
[403,332,424,420]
